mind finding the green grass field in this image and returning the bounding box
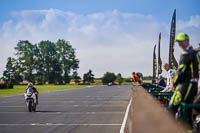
[0,85,89,97]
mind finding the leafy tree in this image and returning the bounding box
[64,73,71,84]
[5,39,80,84]
[37,40,57,83]
[124,78,132,82]
[34,43,45,84]
[52,59,63,84]
[56,39,79,83]
[14,60,23,84]
[1,57,22,87]
[116,73,123,85]
[15,40,37,83]
[83,69,94,84]
[102,72,116,85]
[72,71,81,84]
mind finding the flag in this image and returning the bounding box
[158,32,162,75]
[169,9,178,70]
[153,45,157,83]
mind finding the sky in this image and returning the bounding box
[0,0,200,78]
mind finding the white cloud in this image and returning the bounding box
[0,9,200,78]
[177,15,200,30]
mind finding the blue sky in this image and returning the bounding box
[1,0,200,23]
[0,0,200,77]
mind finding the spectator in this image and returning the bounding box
[132,72,141,86]
[157,74,166,87]
[161,63,176,92]
[169,33,198,112]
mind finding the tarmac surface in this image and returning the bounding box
[0,85,132,133]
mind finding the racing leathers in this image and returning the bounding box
[26,87,39,104]
[169,46,198,110]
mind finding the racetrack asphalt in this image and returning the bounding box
[0,85,132,133]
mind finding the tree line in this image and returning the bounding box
[1,39,133,87]
[2,39,80,85]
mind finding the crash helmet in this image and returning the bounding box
[28,83,33,87]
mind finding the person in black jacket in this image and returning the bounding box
[169,33,198,111]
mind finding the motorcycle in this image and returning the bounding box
[24,88,37,112]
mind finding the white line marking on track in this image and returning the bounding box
[0,123,121,126]
[119,97,132,133]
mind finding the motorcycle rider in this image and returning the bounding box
[26,83,39,104]
[169,33,198,112]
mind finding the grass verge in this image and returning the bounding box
[0,85,89,97]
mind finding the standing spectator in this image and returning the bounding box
[132,72,141,86]
[169,33,198,112]
[136,72,143,84]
